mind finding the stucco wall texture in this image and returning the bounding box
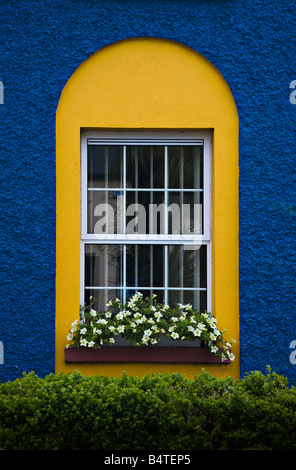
[0,0,295,382]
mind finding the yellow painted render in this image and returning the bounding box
[56,37,239,380]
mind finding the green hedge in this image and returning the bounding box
[0,368,296,450]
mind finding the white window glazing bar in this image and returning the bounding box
[81,135,88,238]
[104,146,109,233]
[180,149,184,304]
[164,146,168,304]
[164,145,168,235]
[123,145,126,235]
[80,241,86,307]
[85,286,207,291]
[203,135,211,239]
[123,244,126,304]
[88,188,203,192]
[104,245,108,307]
[150,245,153,298]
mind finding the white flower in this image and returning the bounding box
[227,352,235,361]
[116,313,124,320]
[171,332,179,339]
[211,345,218,354]
[71,320,79,332]
[154,312,162,321]
[171,317,178,322]
[80,327,87,335]
[67,333,73,341]
[108,325,115,331]
[106,300,113,307]
[201,312,209,319]
[88,341,95,347]
[105,312,112,318]
[80,338,87,346]
[141,334,149,344]
[193,328,201,337]
[90,309,97,317]
[144,329,152,336]
[117,325,125,333]
[150,338,158,345]
[168,326,176,332]
[97,318,107,324]
[109,338,115,344]
[187,325,194,332]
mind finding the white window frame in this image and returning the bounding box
[80,130,212,311]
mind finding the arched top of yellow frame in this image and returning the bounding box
[57,37,238,129]
[56,37,239,380]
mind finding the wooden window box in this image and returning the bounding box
[64,346,231,363]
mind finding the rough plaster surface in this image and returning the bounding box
[0,0,295,382]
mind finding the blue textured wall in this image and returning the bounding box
[0,0,295,382]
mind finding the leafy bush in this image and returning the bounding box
[0,367,296,450]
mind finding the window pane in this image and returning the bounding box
[88,145,123,188]
[126,245,164,287]
[85,245,123,288]
[168,245,207,288]
[126,146,164,188]
[84,244,207,312]
[88,190,124,234]
[85,288,123,312]
[151,290,166,305]
[168,289,207,312]
[168,146,203,190]
[168,191,203,234]
[126,191,165,234]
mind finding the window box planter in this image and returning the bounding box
[66,293,235,364]
[64,345,231,363]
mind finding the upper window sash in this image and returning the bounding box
[81,131,212,243]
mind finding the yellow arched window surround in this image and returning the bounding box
[56,37,239,379]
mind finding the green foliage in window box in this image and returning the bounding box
[66,292,235,362]
[0,367,296,450]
